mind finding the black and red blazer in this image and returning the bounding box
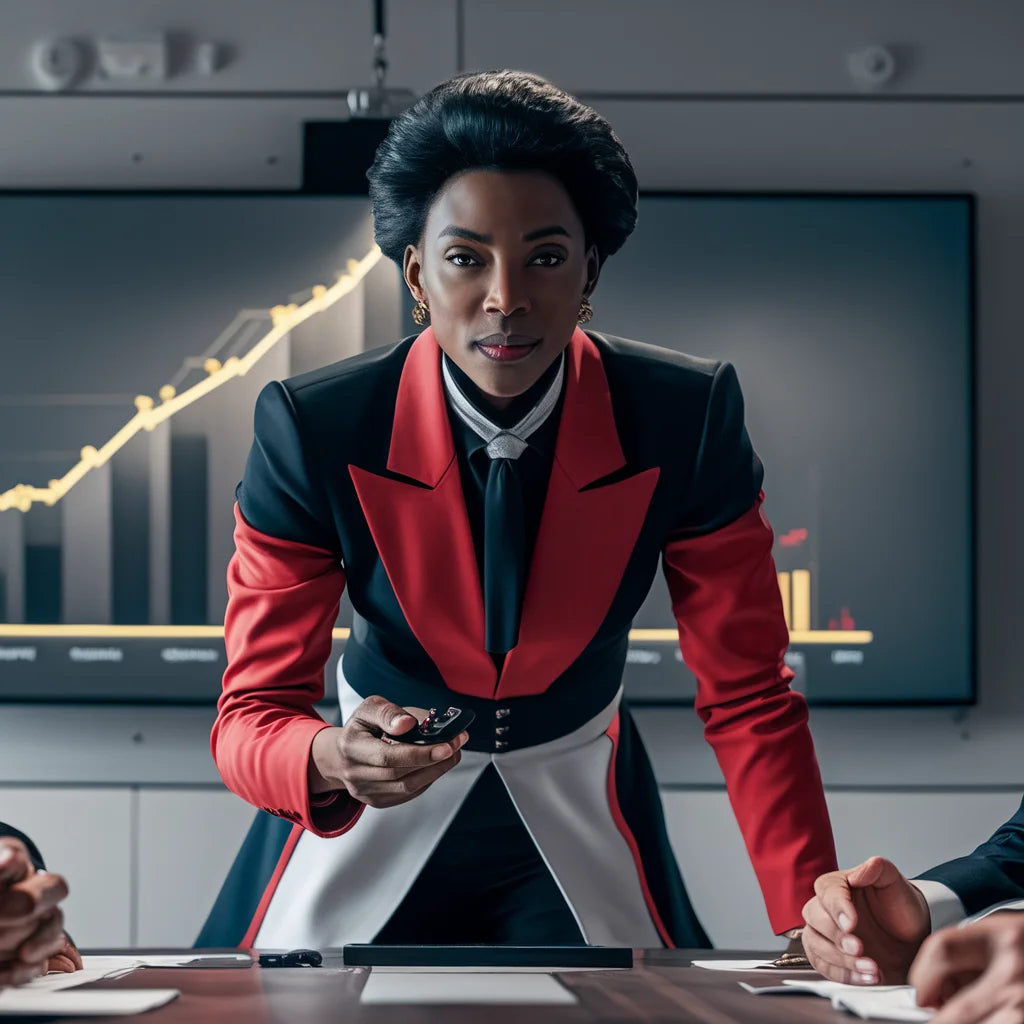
[209,326,837,941]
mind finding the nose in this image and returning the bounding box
[483,260,531,318]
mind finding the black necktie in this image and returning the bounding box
[440,354,564,658]
[483,449,527,655]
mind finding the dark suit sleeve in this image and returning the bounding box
[236,380,339,552]
[0,822,45,871]
[916,797,1024,915]
[669,362,763,537]
[661,362,837,934]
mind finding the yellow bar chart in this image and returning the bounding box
[776,568,873,644]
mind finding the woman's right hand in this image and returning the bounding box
[308,696,469,809]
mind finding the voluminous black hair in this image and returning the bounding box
[367,70,638,266]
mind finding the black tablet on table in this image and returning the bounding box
[342,945,633,969]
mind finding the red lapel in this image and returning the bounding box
[349,328,497,697]
[349,327,659,701]
[495,329,659,698]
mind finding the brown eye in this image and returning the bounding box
[530,252,566,267]
[446,252,480,267]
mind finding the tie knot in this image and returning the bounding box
[485,432,529,460]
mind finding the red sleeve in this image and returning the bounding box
[662,494,837,933]
[211,503,365,838]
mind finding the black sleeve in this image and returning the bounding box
[671,361,764,538]
[236,380,339,553]
[915,796,1024,915]
[0,822,46,872]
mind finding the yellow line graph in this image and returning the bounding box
[0,625,873,644]
[0,246,384,514]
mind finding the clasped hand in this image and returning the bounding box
[803,855,1024,1023]
[308,696,470,809]
[0,840,80,986]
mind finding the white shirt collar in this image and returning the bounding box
[441,353,564,460]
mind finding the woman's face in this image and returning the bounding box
[404,169,599,409]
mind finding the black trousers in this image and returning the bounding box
[373,764,585,945]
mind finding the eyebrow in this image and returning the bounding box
[437,224,571,243]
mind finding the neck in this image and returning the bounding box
[445,355,563,429]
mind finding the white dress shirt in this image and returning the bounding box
[913,880,1024,930]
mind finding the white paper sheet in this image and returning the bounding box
[77,950,249,974]
[26,969,136,991]
[741,978,934,1022]
[81,953,251,971]
[360,971,578,1005]
[0,988,180,1016]
[691,959,812,971]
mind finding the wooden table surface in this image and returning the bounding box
[56,949,858,1023]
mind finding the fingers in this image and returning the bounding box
[0,841,33,885]
[910,920,1007,1009]
[802,921,878,985]
[348,747,465,807]
[928,966,1024,1024]
[45,936,83,974]
[812,866,861,935]
[343,728,469,776]
[811,857,909,935]
[803,892,863,956]
[350,695,419,738]
[845,856,906,891]
[0,870,70,922]
[63,938,83,971]
[16,909,66,964]
[0,957,46,986]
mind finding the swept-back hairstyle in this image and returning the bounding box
[367,70,638,266]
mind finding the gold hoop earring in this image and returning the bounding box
[577,297,594,324]
[412,299,430,326]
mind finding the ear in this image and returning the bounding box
[582,244,601,298]
[403,244,426,303]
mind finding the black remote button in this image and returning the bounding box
[386,706,476,745]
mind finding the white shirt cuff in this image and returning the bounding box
[911,879,966,932]
[961,898,1024,927]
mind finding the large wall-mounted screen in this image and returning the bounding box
[0,192,973,705]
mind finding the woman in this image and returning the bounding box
[201,70,837,949]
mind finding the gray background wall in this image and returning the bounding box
[0,0,1022,949]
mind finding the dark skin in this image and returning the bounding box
[0,839,81,986]
[308,168,600,806]
[404,168,600,412]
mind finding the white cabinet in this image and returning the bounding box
[0,787,132,947]
[136,788,257,946]
[3,785,1020,949]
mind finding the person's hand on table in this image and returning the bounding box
[47,935,83,974]
[0,839,75,986]
[309,695,469,809]
[909,911,1024,1024]
[801,855,930,985]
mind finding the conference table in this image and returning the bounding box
[43,948,877,1022]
